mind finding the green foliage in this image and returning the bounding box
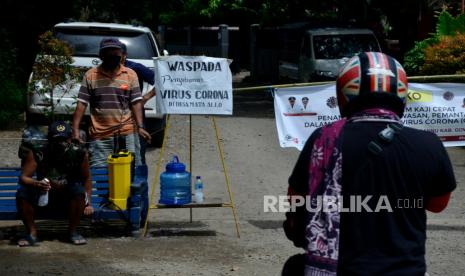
[259,1,290,25]
[435,10,465,36]
[29,31,80,122]
[158,0,258,26]
[66,0,368,28]
[157,0,351,26]
[200,0,222,18]
[70,0,155,28]
[403,37,438,75]
[404,10,465,75]
[0,29,25,128]
[159,0,206,25]
[421,34,465,75]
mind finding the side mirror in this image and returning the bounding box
[163,49,169,56]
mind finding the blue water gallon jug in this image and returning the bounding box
[159,156,191,205]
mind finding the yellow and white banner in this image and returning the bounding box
[154,55,233,115]
[274,83,465,150]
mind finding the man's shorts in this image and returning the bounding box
[16,181,85,209]
[88,133,141,167]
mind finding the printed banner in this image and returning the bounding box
[154,55,233,115]
[274,83,465,150]
[274,84,340,150]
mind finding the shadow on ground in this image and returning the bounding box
[247,220,283,230]
[0,218,131,245]
[0,219,222,244]
[427,224,465,232]
[146,220,216,237]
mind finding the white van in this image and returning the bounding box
[27,22,167,146]
[279,28,381,82]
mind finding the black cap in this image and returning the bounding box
[99,38,122,51]
[48,121,72,139]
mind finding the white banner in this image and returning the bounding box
[274,83,465,150]
[274,84,340,150]
[154,55,233,115]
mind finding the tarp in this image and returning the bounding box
[154,55,233,115]
[274,83,465,150]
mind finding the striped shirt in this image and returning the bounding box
[78,65,142,140]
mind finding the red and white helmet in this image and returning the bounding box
[336,52,408,117]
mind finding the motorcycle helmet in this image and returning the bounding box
[336,52,408,117]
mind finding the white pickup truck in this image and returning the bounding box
[27,22,167,146]
[279,28,381,82]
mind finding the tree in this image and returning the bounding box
[421,34,465,74]
[404,9,465,75]
[29,31,80,122]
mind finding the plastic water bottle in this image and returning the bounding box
[37,178,49,207]
[159,156,191,205]
[194,176,204,203]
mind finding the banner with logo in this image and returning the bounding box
[154,55,233,115]
[274,83,465,150]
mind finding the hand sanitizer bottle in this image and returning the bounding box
[37,178,50,207]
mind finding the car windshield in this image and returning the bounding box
[55,28,157,59]
[313,34,379,59]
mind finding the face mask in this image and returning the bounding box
[102,55,121,70]
[49,139,82,171]
[50,140,70,159]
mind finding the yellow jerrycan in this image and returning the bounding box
[107,150,133,210]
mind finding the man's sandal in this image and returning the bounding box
[17,234,38,247]
[69,232,87,245]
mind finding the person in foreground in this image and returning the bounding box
[283,52,456,276]
[16,121,93,246]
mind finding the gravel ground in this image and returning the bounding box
[0,112,464,275]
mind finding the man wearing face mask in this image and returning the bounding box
[72,38,151,167]
[16,121,92,246]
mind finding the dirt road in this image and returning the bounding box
[0,109,464,275]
